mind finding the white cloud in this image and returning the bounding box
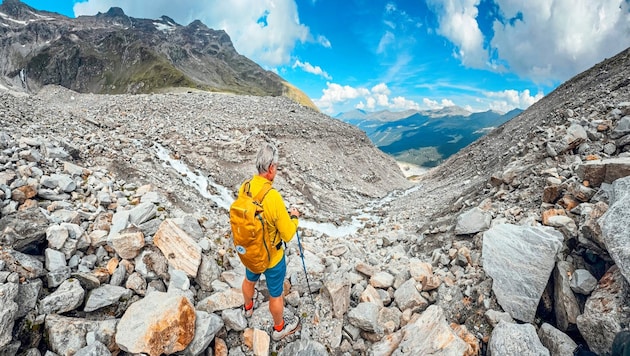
[313,82,370,111]
[490,0,630,83]
[485,88,544,112]
[423,98,456,109]
[292,60,332,79]
[371,83,391,95]
[73,0,311,67]
[376,31,396,54]
[315,82,423,113]
[391,96,421,110]
[426,0,630,83]
[317,35,331,48]
[426,0,487,68]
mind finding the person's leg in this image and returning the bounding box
[242,278,256,307]
[269,295,284,326]
[264,256,287,327]
[242,269,260,310]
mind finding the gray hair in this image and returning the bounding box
[256,143,279,174]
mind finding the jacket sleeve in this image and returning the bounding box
[268,190,298,243]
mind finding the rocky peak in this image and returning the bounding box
[0,0,43,21]
[0,3,316,109]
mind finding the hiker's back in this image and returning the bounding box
[229,178,274,274]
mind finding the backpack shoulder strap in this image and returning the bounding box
[253,182,273,204]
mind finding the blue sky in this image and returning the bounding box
[4,0,630,115]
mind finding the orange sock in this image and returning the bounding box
[274,320,285,332]
[244,301,253,310]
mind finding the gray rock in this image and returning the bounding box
[221,308,248,331]
[0,207,49,252]
[45,248,67,272]
[393,279,427,312]
[488,320,549,356]
[279,339,328,356]
[570,269,598,295]
[46,225,69,250]
[0,250,46,279]
[482,224,563,322]
[611,116,630,139]
[484,309,514,328]
[125,272,147,296]
[181,310,224,356]
[46,266,71,288]
[16,279,42,318]
[553,261,580,332]
[577,265,630,355]
[74,341,111,356]
[195,254,221,292]
[0,282,18,349]
[537,323,578,356]
[370,271,395,289]
[347,302,381,333]
[128,202,157,226]
[39,278,84,315]
[323,277,350,319]
[84,285,133,312]
[41,174,76,193]
[454,207,492,235]
[600,176,630,285]
[382,305,468,355]
[171,215,204,241]
[45,314,118,356]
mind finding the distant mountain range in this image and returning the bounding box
[336,107,523,167]
[0,0,316,109]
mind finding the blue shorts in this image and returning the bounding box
[245,255,286,298]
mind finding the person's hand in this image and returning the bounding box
[289,207,300,218]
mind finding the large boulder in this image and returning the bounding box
[599,176,630,285]
[482,224,563,322]
[116,291,196,356]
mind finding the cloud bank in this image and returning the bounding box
[428,0,630,83]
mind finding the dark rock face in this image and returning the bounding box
[0,1,289,98]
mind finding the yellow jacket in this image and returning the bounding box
[239,175,298,269]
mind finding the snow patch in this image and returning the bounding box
[153,22,175,32]
[0,11,27,25]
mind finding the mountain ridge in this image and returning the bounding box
[337,106,523,167]
[0,0,317,109]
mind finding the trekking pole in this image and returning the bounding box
[296,229,314,304]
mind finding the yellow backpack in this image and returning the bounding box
[229,180,274,274]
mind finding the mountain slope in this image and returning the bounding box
[338,107,522,167]
[0,0,317,109]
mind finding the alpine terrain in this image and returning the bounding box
[1,1,630,356]
[336,107,522,168]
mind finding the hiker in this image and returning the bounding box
[239,142,301,341]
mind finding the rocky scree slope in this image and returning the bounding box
[0,0,316,109]
[1,48,630,355]
[383,47,630,354]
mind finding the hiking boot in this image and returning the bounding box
[271,315,300,341]
[243,289,259,318]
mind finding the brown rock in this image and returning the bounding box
[420,275,441,291]
[214,338,228,356]
[542,209,566,226]
[451,323,480,356]
[543,185,562,203]
[107,257,119,275]
[11,185,36,204]
[116,292,196,356]
[559,195,580,211]
[243,328,254,349]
